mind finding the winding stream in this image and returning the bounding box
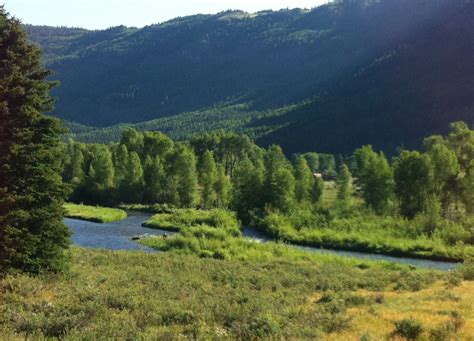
[65,212,459,271]
[66,211,174,252]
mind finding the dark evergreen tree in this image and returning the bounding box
[0,9,70,273]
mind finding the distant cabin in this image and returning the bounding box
[313,172,337,181]
[313,173,323,179]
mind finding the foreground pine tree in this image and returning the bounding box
[0,8,70,273]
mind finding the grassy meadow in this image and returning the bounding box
[0,248,472,340]
[64,203,127,223]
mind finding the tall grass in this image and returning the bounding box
[142,209,240,235]
[64,203,127,223]
[255,210,474,261]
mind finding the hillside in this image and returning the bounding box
[25,0,474,154]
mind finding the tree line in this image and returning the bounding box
[62,122,474,228]
[62,130,327,222]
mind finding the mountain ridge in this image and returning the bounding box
[25,0,474,154]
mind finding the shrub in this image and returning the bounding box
[374,293,385,304]
[429,321,455,341]
[434,223,471,245]
[450,311,465,332]
[457,259,474,280]
[392,318,424,340]
[395,271,436,291]
[314,294,351,333]
[161,309,196,325]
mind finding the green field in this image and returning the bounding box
[0,248,472,340]
[64,203,127,223]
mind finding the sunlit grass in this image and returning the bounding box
[64,203,127,223]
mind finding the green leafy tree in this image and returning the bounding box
[294,155,313,203]
[232,157,264,223]
[446,122,474,172]
[269,168,296,213]
[310,177,325,204]
[120,127,144,156]
[143,156,166,204]
[462,161,474,214]
[445,122,474,213]
[190,131,254,177]
[62,140,84,186]
[354,146,393,214]
[303,152,320,173]
[263,145,295,212]
[319,154,336,175]
[418,194,442,236]
[143,131,174,159]
[113,144,129,186]
[393,151,433,218]
[88,145,115,190]
[0,9,70,273]
[215,164,232,208]
[428,143,459,214]
[199,150,218,208]
[168,145,199,207]
[120,151,144,203]
[336,164,352,210]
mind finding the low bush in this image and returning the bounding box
[392,318,424,340]
[429,321,455,341]
[457,259,474,280]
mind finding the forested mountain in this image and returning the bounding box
[25,0,474,154]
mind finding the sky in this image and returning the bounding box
[6,0,328,30]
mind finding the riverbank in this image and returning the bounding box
[256,212,474,262]
[64,203,127,223]
[1,248,472,339]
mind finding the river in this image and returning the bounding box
[65,212,459,271]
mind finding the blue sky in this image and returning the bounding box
[6,0,328,29]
